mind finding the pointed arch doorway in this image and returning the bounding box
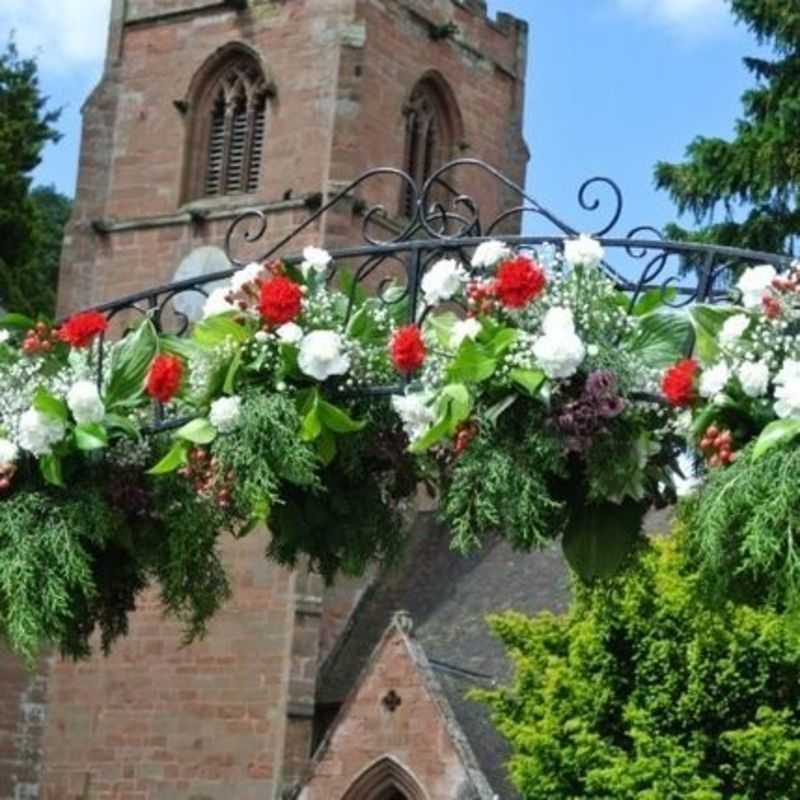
[341,757,427,800]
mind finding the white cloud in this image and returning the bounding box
[616,0,729,36]
[0,0,111,73]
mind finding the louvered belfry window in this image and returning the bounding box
[401,80,451,218]
[203,57,269,198]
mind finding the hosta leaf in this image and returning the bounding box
[105,320,158,410]
[147,440,189,475]
[74,423,108,451]
[510,368,546,397]
[753,418,800,460]
[175,418,217,445]
[690,305,739,366]
[33,387,68,422]
[628,310,692,369]
[448,341,497,383]
[317,400,366,434]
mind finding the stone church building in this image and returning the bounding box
[1,1,571,798]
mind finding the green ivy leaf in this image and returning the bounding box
[0,313,36,331]
[338,268,368,309]
[223,348,243,395]
[317,429,337,465]
[39,454,64,487]
[33,387,68,422]
[147,440,190,475]
[105,320,159,410]
[192,315,249,348]
[74,423,108,451]
[317,400,366,434]
[104,413,140,439]
[429,312,459,348]
[753,418,800,460]
[448,341,497,383]
[690,305,739,366]
[510,368,546,397]
[628,310,692,369]
[175,418,217,445]
[300,389,322,442]
[630,287,678,317]
[485,327,518,356]
[410,383,472,453]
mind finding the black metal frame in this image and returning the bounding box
[85,158,793,424]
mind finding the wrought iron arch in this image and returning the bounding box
[82,158,794,432]
[341,756,428,800]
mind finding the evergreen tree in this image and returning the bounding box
[0,40,65,316]
[655,1,800,255]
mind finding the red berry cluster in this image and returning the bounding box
[699,425,738,468]
[466,281,497,316]
[22,322,58,356]
[453,421,478,456]
[178,448,235,509]
[762,295,783,320]
[771,272,800,294]
[0,463,16,495]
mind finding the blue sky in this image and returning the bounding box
[4,0,761,238]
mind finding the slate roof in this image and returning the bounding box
[316,510,573,799]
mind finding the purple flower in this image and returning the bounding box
[585,369,617,399]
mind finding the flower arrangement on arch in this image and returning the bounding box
[0,236,695,660]
[657,261,800,607]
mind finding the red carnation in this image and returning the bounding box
[662,359,699,407]
[259,276,303,326]
[146,354,184,403]
[494,256,547,309]
[57,311,108,348]
[391,325,427,374]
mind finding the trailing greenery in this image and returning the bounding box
[476,534,800,799]
[440,399,568,553]
[269,409,417,582]
[212,388,320,522]
[680,441,800,608]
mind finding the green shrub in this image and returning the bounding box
[476,535,800,799]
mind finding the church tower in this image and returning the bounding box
[1,2,528,799]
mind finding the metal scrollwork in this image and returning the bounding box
[77,157,794,425]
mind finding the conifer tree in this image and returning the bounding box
[656,1,800,255]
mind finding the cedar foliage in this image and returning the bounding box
[477,535,800,799]
[656,1,800,255]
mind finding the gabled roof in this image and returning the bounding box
[316,511,572,799]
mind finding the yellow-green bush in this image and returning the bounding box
[476,535,800,799]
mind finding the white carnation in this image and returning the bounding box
[541,306,577,337]
[209,396,242,434]
[421,259,466,305]
[391,392,435,442]
[298,331,351,381]
[0,438,18,466]
[563,234,605,269]
[301,247,332,279]
[0,330,9,344]
[67,380,105,425]
[202,288,235,319]
[230,261,265,293]
[719,313,750,347]
[774,359,800,418]
[533,308,585,379]
[276,322,304,344]
[737,360,770,398]
[699,363,731,399]
[471,240,510,270]
[451,318,482,348]
[737,264,776,309]
[18,409,66,457]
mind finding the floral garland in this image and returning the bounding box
[0,232,757,660]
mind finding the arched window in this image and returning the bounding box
[341,757,426,800]
[401,75,462,218]
[186,50,271,201]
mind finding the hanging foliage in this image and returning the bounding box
[0,234,737,660]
